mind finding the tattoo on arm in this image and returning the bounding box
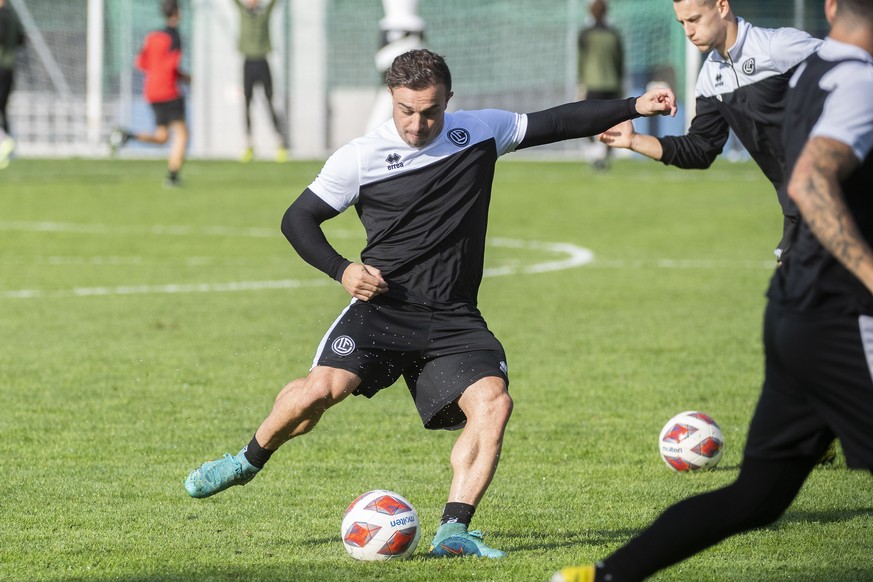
[789,137,872,288]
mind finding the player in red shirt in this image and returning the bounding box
[110,0,190,187]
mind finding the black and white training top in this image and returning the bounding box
[658,17,821,257]
[282,98,642,309]
[310,110,525,308]
[769,37,873,315]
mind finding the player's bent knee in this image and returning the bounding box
[464,384,513,427]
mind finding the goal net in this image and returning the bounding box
[6,0,821,159]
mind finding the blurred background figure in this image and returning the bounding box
[365,0,426,132]
[0,0,25,169]
[110,0,190,188]
[577,0,624,170]
[234,0,289,163]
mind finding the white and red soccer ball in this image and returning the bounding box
[658,411,724,471]
[341,489,421,561]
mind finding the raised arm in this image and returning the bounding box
[788,136,873,293]
[600,96,729,167]
[519,87,675,150]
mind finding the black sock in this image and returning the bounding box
[440,502,475,527]
[167,170,179,182]
[242,435,274,469]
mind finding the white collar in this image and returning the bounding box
[708,16,751,64]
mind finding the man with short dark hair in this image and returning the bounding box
[184,48,676,559]
[601,0,821,261]
[553,0,873,580]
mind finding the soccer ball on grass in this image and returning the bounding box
[658,411,724,471]
[341,489,421,560]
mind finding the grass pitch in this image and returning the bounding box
[0,158,870,581]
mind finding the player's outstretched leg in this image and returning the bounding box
[108,128,132,156]
[184,448,260,498]
[550,564,597,582]
[429,523,505,559]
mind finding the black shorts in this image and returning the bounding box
[151,97,186,127]
[744,302,873,469]
[244,58,273,100]
[313,297,509,430]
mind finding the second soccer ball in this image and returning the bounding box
[658,411,724,471]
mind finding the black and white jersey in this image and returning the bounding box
[308,110,527,308]
[769,37,873,314]
[659,18,821,256]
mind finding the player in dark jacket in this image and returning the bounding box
[554,0,873,580]
[600,0,821,261]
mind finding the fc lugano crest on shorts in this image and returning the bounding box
[313,296,509,430]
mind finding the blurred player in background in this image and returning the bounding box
[554,0,873,580]
[110,0,190,188]
[365,0,426,131]
[577,0,624,170]
[233,0,289,163]
[600,0,821,261]
[0,0,25,169]
[184,49,676,559]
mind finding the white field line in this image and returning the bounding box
[3,279,335,299]
[0,222,595,299]
[0,220,362,240]
[0,221,772,300]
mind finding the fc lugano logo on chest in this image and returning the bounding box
[448,128,470,147]
[742,58,756,75]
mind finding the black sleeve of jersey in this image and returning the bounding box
[657,96,730,169]
[518,97,641,150]
[281,189,352,283]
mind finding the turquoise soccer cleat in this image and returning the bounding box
[184,449,260,499]
[428,522,505,558]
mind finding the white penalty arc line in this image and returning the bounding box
[1,235,595,300]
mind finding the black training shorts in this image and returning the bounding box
[244,58,273,100]
[745,302,873,470]
[151,97,186,127]
[313,296,509,430]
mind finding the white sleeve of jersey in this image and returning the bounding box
[307,142,361,212]
[771,27,822,72]
[812,63,873,162]
[470,109,527,156]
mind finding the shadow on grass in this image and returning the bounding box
[777,506,873,526]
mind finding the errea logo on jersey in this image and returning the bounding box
[448,128,470,147]
[386,152,403,170]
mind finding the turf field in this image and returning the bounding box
[1,158,870,581]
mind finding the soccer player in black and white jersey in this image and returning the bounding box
[600,0,821,262]
[554,0,873,580]
[184,49,676,558]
